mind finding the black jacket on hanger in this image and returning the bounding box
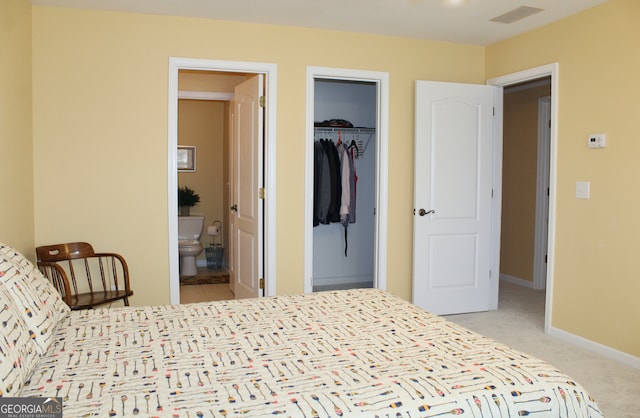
[314,140,330,226]
[320,139,341,224]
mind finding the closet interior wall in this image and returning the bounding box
[312,79,377,291]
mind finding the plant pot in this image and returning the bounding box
[179,206,191,216]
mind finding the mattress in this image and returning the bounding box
[20,289,603,417]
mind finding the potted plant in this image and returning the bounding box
[178,186,200,216]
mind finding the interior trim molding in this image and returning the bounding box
[499,273,534,289]
[533,96,551,290]
[549,327,640,370]
[178,90,234,101]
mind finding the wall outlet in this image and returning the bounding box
[587,133,606,148]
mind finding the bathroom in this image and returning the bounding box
[177,70,246,303]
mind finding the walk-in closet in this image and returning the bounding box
[312,78,377,291]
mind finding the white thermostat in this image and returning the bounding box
[587,133,606,148]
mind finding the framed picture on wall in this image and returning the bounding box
[177,146,196,172]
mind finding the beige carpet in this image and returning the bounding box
[446,281,639,417]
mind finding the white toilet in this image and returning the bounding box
[178,216,204,276]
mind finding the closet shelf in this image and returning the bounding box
[313,127,375,158]
[313,127,375,133]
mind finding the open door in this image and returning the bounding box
[229,74,264,299]
[413,80,500,315]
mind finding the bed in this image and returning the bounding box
[1,242,603,417]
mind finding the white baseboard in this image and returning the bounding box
[549,326,640,370]
[312,275,373,286]
[501,274,639,368]
[499,273,534,288]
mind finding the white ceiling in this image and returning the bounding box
[31,0,609,45]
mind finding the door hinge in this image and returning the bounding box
[491,188,494,198]
[259,278,265,289]
[259,187,265,200]
[259,96,265,108]
[493,107,495,116]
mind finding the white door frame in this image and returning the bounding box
[168,57,278,304]
[487,63,559,335]
[303,67,389,293]
[533,96,551,290]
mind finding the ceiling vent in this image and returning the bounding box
[490,6,544,24]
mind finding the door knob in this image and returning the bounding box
[418,208,435,216]
[230,204,238,212]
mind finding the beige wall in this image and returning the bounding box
[179,70,247,94]
[487,0,640,356]
[500,84,551,282]
[0,0,34,259]
[30,6,485,307]
[178,99,227,261]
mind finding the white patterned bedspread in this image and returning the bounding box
[21,289,603,417]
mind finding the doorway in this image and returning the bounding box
[177,94,231,303]
[488,63,559,335]
[176,71,255,304]
[499,78,551,293]
[304,67,389,293]
[168,58,278,305]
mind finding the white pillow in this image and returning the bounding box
[0,243,70,354]
[0,258,41,396]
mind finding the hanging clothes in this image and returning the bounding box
[348,142,358,224]
[314,138,339,225]
[338,142,357,224]
[348,140,359,222]
[338,142,357,256]
[314,140,330,226]
[339,143,350,223]
[313,136,358,256]
[322,139,341,224]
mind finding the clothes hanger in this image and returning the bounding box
[349,139,359,158]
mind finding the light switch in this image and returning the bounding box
[576,181,590,199]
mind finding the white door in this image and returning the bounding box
[413,81,498,315]
[230,75,264,299]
